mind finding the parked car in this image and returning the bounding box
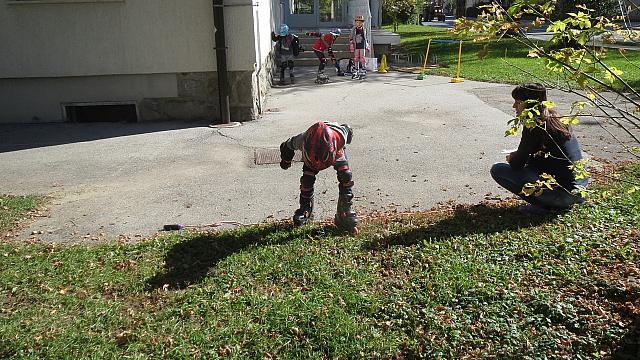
[423,2,446,22]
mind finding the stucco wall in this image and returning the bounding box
[0,0,263,78]
[0,0,267,123]
[247,0,280,115]
[0,73,221,123]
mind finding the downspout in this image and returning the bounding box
[213,0,231,124]
[254,8,263,115]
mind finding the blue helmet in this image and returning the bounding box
[279,24,289,36]
[330,28,341,36]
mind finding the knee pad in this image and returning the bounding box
[287,60,294,69]
[337,169,353,188]
[300,173,316,192]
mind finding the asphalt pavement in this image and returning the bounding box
[1,70,636,243]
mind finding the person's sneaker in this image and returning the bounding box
[518,204,549,216]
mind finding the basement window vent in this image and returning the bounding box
[64,102,138,123]
[254,148,302,165]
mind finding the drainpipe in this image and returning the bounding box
[213,0,231,124]
[254,9,263,115]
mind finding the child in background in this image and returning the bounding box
[279,121,358,233]
[349,15,369,79]
[271,24,302,85]
[306,29,342,83]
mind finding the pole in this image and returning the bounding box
[450,40,464,83]
[417,38,432,80]
[421,39,432,71]
[213,0,231,124]
[456,40,462,78]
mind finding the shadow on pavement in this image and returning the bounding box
[0,119,211,153]
[267,67,403,93]
[363,202,555,250]
[146,222,341,290]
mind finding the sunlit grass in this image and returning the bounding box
[1,165,639,358]
[385,24,640,89]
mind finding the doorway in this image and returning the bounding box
[284,0,346,28]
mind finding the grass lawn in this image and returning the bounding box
[1,165,639,358]
[384,24,640,89]
[0,195,45,235]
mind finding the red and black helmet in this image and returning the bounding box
[302,122,344,170]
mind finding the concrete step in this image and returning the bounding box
[296,34,351,45]
[299,40,350,48]
[293,58,322,67]
[295,50,352,58]
[298,44,350,54]
[292,55,352,67]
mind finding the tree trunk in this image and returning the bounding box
[455,0,466,18]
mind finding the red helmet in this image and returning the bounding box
[302,122,344,170]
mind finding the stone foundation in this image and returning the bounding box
[138,72,219,122]
[1,68,272,124]
[140,62,275,124]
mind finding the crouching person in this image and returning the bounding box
[280,121,358,233]
[491,83,589,215]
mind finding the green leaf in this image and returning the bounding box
[570,101,588,112]
[576,31,591,45]
[573,73,589,88]
[507,1,525,16]
[603,66,623,84]
[570,159,590,180]
[521,183,537,196]
[540,0,556,14]
[572,185,589,198]
[561,116,580,125]
[547,20,567,33]
[505,126,519,137]
[541,100,555,109]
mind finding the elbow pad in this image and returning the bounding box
[280,141,295,161]
[341,124,353,144]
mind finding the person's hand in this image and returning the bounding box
[280,160,291,170]
[506,153,514,163]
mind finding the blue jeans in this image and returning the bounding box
[490,163,588,209]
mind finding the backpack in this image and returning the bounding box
[291,35,301,57]
[336,57,356,74]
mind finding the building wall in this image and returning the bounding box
[248,0,281,117]
[0,0,265,123]
[0,72,219,123]
[0,0,217,78]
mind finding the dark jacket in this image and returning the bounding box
[271,32,301,57]
[510,126,584,190]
